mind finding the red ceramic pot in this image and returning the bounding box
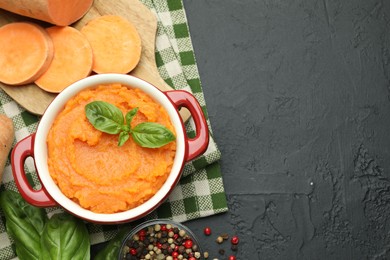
[11,74,209,224]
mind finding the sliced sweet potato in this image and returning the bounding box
[80,15,142,74]
[35,26,93,93]
[0,0,93,26]
[0,22,54,85]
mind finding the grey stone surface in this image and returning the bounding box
[181,0,390,259]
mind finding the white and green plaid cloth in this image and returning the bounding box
[0,0,227,259]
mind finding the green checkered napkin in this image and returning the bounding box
[0,0,227,259]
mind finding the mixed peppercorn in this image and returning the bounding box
[121,223,201,260]
[120,223,239,260]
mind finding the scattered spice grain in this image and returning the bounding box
[216,236,224,244]
[231,235,239,245]
[220,233,229,240]
[204,227,212,236]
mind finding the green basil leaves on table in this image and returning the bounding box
[0,190,90,260]
[85,101,175,148]
[0,190,47,260]
[94,227,129,260]
[41,213,90,260]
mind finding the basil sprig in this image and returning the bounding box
[85,101,175,148]
[0,191,90,260]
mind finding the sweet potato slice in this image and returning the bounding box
[35,26,93,93]
[0,0,93,26]
[0,22,54,85]
[80,15,142,74]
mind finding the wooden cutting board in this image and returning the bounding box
[0,0,190,121]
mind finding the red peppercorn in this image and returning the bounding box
[161,224,167,231]
[138,229,146,237]
[130,248,137,255]
[157,242,162,249]
[203,227,212,236]
[229,256,236,260]
[172,251,179,258]
[189,258,196,260]
[173,233,179,240]
[231,235,239,245]
[174,245,179,251]
[184,239,193,249]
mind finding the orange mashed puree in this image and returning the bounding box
[47,84,176,213]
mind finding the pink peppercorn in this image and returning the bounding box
[129,248,137,256]
[229,256,236,260]
[184,239,193,249]
[231,235,239,245]
[138,229,146,237]
[203,227,212,236]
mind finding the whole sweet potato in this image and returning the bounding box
[0,114,14,181]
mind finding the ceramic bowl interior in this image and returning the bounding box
[118,219,203,260]
[34,74,186,223]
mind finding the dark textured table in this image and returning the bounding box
[180,0,390,259]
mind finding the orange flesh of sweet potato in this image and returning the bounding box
[0,114,14,182]
[35,26,93,93]
[80,15,142,74]
[0,0,93,26]
[0,22,54,85]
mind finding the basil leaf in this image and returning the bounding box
[85,101,175,148]
[132,122,176,148]
[85,101,124,134]
[95,228,129,260]
[125,107,139,128]
[40,213,90,260]
[0,191,48,260]
[118,131,130,146]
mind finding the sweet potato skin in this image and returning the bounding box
[0,114,14,182]
[0,0,94,26]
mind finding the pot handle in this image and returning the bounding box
[165,90,209,161]
[11,134,56,207]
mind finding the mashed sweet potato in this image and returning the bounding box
[47,84,176,213]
